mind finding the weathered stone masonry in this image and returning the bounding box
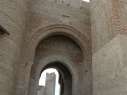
[0,0,127,95]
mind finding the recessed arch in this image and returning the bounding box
[41,61,73,79]
[28,24,89,61]
[27,24,91,95]
[29,32,84,95]
[29,58,74,95]
[38,61,73,95]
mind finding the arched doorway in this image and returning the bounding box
[29,35,83,95]
[38,61,72,95]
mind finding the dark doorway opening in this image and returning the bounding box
[38,62,72,95]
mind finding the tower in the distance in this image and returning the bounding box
[45,73,56,95]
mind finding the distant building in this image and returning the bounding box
[37,73,56,95]
[45,73,56,95]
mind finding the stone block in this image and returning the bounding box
[93,34,127,95]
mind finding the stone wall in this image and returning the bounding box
[91,0,127,95]
[22,1,91,95]
[37,86,45,95]
[27,0,90,35]
[34,35,84,95]
[0,0,91,95]
[0,0,27,95]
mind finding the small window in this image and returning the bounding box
[82,0,90,2]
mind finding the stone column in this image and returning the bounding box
[37,86,45,95]
[45,73,56,95]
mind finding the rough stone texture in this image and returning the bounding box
[27,0,90,35]
[28,35,89,95]
[37,86,45,95]
[93,35,127,95]
[0,0,28,95]
[119,0,127,34]
[91,0,113,53]
[91,0,127,95]
[16,1,91,95]
[2,0,127,95]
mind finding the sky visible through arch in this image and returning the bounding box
[39,68,60,95]
[82,0,90,2]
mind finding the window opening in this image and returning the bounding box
[82,0,90,2]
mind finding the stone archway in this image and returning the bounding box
[29,35,84,95]
[42,62,72,95]
[36,61,73,95]
[18,24,92,95]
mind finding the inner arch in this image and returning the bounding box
[35,35,83,64]
[40,61,73,95]
[29,34,84,95]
